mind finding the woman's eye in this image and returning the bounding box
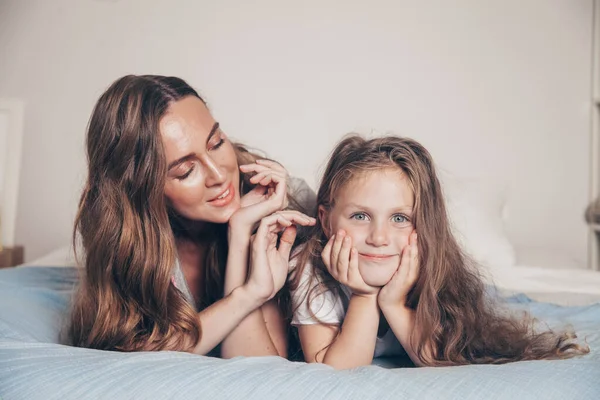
[176,165,195,180]
[209,132,225,151]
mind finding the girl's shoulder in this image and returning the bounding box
[289,243,309,270]
[288,244,349,300]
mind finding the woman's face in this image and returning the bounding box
[161,96,240,224]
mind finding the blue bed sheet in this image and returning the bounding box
[1,267,599,400]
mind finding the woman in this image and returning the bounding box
[67,75,315,357]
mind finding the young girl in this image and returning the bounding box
[289,134,589,369]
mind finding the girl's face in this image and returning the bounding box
[161,96,241,224]
[320,168,415,287]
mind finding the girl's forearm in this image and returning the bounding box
[321,294,379,369]
[381,304,428,367]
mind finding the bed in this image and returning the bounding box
[2,176,600,399]
[0,247,599,400]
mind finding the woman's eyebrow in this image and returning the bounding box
[206,122,220,143]
[167,122,220,170]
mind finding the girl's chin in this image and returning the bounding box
[358,264,398,287]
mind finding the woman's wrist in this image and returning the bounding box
[231,284,266,312]
[227,222,252,244]
[223,227,252,296]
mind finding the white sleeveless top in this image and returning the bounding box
[172,258,197,310]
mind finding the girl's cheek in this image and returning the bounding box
[332,218,351,233]
[397,233,411,248]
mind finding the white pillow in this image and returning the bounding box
[514,245,585,269]
[441,175,516,269]
[20,246,77,268]
[288,177,316,214]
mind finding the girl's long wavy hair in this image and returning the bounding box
[289,134,589,366]
[67,75,291,352]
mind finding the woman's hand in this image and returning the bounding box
[229,160,289,238]
[244,210,316,302]
[240,159,289,209]
[378,232,419,310]
[321,230,379,297]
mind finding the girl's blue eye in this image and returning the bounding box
[350,213,368,221]
[392,214,408,223]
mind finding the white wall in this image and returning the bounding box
[0,0,593,265]
[0,111,7,247]
[0,112,7,197]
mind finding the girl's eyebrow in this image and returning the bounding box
[344,202,413,213]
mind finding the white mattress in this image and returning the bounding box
[20,246,600,306]
[484,265,600,306]
[23,246,77,268]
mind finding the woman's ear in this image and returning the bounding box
[318,205,331,237]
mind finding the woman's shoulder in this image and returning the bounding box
[171,258,197,310]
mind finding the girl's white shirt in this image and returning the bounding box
[289,245,405,358]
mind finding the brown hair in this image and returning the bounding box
[289,134,589,365]
[68,75,300,352]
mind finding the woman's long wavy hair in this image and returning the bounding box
[289,134,589,365]
[67,75,289,352]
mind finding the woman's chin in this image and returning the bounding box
[187,199,241,225]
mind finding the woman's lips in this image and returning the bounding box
[208,183,235,207]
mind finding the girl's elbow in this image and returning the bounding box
[276,347,288,358]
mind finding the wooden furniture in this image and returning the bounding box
[590,0,600,270]
[0,246,24,268]
[0,99,25,266]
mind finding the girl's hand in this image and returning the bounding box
[321,230,379,297]
[229,159,289,238]
[378,232,419,310]
[245,210,316,302]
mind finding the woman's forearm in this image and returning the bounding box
[223,232,251,295]
[219,232,283,358]
[193,285,268,355]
